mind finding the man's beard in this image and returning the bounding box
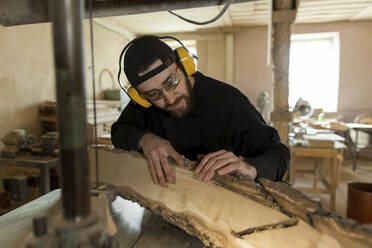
[164,77,193,118]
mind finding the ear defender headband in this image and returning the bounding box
[118,35,197,108]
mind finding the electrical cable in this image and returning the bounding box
[168,0,233,25]
[88,0,100,188]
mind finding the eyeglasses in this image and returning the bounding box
[140,68,181,102]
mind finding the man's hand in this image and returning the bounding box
[195,150,257,182]
[138,133,184,187]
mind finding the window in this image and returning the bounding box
[289,32,340,112]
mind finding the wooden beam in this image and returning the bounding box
[300,0,372,7]
[270,0,297,146]
[300,6,369,12]
[297,8,364,15]
[0,0,259,27]
[351,3,372,20]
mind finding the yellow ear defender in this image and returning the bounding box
[118,35,197,108]
[174,47,196,76]
[127,86,152,108]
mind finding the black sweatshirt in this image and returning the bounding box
[111,72,290,181]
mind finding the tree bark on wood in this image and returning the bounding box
[89,147,372,248]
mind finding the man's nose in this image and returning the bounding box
[162,90,177,105]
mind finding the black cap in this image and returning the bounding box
[124,36,176,87]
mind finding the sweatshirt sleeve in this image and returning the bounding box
[230,91,290,181]
[111,102,148,151]
[243,141,289,181]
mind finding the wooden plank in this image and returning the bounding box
[0,190,61,247]
[298,9,361,15]
[89,148,345,248]
[299,0,372,7]
[298,5,369,12]
[0,189,206,248]
[352,3,372,19]
[296,13,355,20]
[307,139,335,148]
[303,133,345,142]
[291,147,337,157]
[2,189,122,247]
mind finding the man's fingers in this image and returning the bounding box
[160,157,175,184]
[217,163,240,176]
[202,162,225,182]
[195,149,226,173]
[169,149,184,167]
[198,157,216,180]
[203,156,239,181]
[198,151,236,180]
[153,158,167,187]
[140,134,182,186]
[148,159,159,185]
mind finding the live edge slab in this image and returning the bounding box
[89,147,372,248]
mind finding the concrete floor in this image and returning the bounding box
[293,156,372,217]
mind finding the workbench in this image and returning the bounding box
[290,141,346,212]
[0,156,59,194]
[0,189,205,248]
[344,123,372,171]
[300,121,372,171]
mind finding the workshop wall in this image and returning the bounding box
[234,27,272,121]
[84,22,132,100]
[234,20,372,122]
[197,38,226,83]
[0,21,131,147]
[292,21,372,122]
[0,23,55,148]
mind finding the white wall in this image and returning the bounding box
[197,38,226,83]
[234,26,272,120]
[0,21,132,147]
[0,23,55,146]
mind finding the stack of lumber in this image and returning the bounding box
[38,101,121,143]
[38,101,58,133]
[39,132,59,157]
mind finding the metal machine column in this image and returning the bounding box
[49,0,91,221]
[26,1,113,247]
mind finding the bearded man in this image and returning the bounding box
[111,36,290,187]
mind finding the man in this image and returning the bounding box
[111,36,290,187]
